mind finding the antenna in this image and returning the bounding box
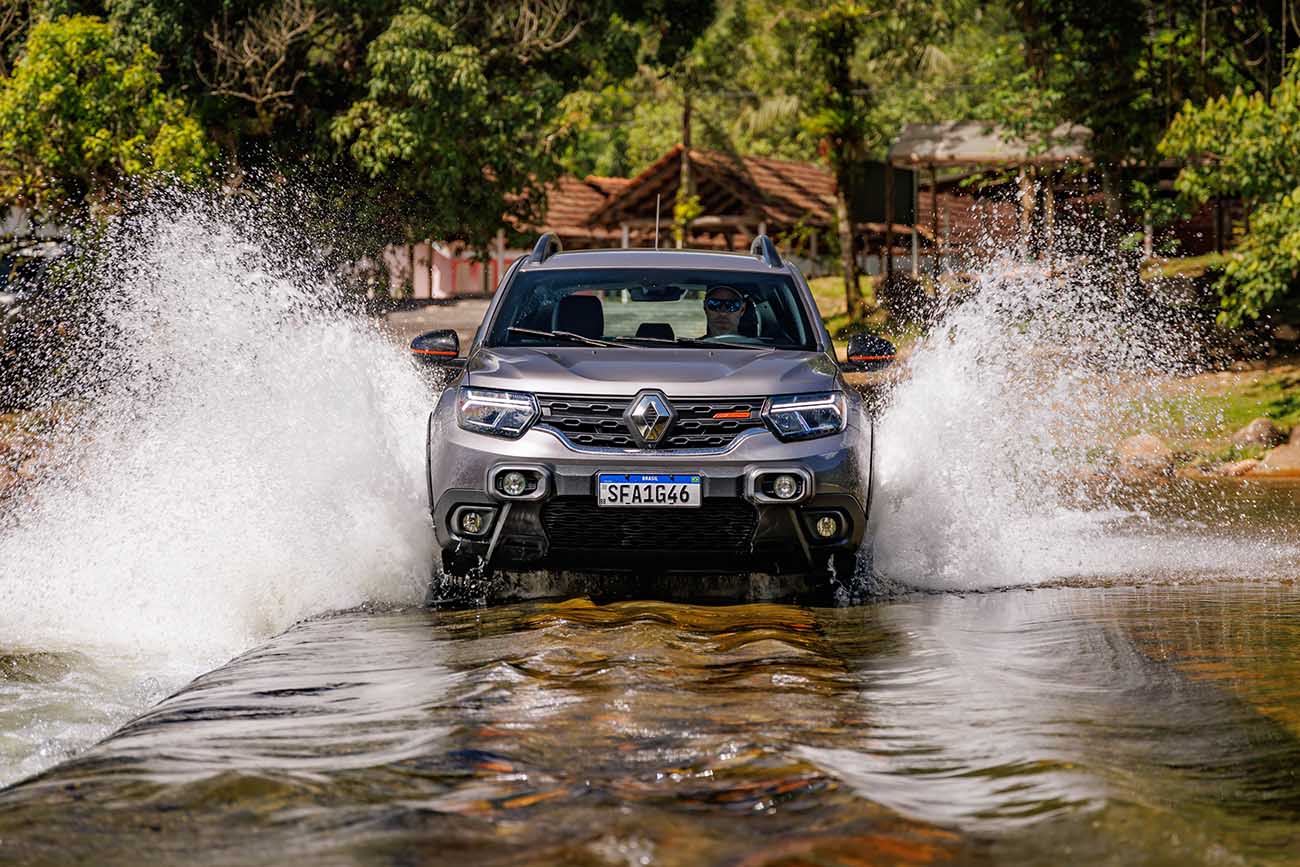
[654,194,661,249]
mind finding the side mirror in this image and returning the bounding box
[411,329,462,365]
[842,334,896,372]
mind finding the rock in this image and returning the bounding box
[1232,417,1285,448]
[1258,443,1300,473]
[1229,359,1270,371]
[1275,323,1300,342]
[1116,434,1174,475]
[1219,459,1262,477]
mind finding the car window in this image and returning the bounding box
[486,268,817,350]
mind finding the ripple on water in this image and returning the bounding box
[1,586,1299,864]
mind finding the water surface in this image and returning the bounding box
[3,576,1299,865]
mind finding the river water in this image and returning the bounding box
[2,201,1299,863]
[2,513,1299,864]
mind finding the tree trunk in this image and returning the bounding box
[884,165,895,282]
[676,92,693,249]
[1018,169,1035,258]
[835,173,861,318]
[1101,166,1121,225]
[407,242,416,299]
[929,165,940,278]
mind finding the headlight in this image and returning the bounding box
[763,391,846,441]
[456,387,538,438]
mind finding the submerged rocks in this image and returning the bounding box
[1232,417,1285,448]
[1116,434,1175,476]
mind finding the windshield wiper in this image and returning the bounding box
[612,335,769,351]
[507,326,624,348]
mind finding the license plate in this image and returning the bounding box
[597,473,701,508]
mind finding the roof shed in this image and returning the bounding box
[888,121,1091,168]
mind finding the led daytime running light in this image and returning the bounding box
[763,391,846,442]
[457,387,539,438]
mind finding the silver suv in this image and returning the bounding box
[414,235,894,585]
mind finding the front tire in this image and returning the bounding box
[808,550,861,602]
[823,551,859,583]
[441,546,481,578]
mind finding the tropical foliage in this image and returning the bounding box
[1161,54,1300,325]
[332,0,658,245]
[0,0,1297,322]
[0,15,213,215]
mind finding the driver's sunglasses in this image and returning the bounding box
[705,297,745,313]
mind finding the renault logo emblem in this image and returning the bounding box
[625,390,675,446]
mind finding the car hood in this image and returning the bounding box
[466,346,841,397]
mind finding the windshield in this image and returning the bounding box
[486,267,818,351]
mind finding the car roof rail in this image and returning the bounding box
[529,233,562,264]
[750,234,782,268]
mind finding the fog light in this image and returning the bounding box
[772,474,799,500]
[815,516,838,538]
[460,510,485,535]
[501,471,527,497]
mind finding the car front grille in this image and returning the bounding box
[541,497,758,554]
[536,394,768,450]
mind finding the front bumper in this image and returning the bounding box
[426,392,872,575]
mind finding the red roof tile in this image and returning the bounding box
[590,146,839,229]
[585,176,632,196]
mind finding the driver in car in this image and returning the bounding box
[703,284,749,338]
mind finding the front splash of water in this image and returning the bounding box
[867,253,1298,590]
[0,195,434,666]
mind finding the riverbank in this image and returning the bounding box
[1127,355,1300,478]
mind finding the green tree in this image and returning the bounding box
[105,0,396,175]
[0,14,215,216]
[332,0,710,249]
[559,0,817,180]
[1001,0,1298,222]
[800,0,950,316]
[802,3,872,315]
[1160,54,1300,325]
[0,0,35,76]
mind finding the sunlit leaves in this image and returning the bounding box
[0,15,215,216]
[331,0,711,246]
[1161,56,1300,325]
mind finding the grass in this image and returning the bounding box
[1197,442,1270,465]
[1169,370,1300,438]
[1140,251,1229,281]
[1123,363,1300,463]
[808,275,862,319]
[806,275,908,357]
